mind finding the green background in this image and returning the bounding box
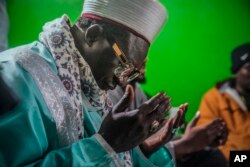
[6,0,250,121]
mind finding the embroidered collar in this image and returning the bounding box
[39,15,113,138]
[219,81,248,112]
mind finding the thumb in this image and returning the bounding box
[187,111,200,129]
[113,84,134,114]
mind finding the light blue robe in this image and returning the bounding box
[0,41,174,167]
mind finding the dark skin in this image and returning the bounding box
[126,60,186,155]
[141,104,188,157]
[173,114,228,159]
[100,86,171,152]
[70,22,172,153]
[139,101,227,159]
[71,24,119,90]
[235,62,250,94]
[130,62,227,157]
[122,60,188,155]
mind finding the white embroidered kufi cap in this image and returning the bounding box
[82,0,167,44]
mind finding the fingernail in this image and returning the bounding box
[168,97,172,102]
[167,106,171,111]
[196,111,200,116]
[160,92,164,98]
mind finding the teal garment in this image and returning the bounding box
[0,42,174,167]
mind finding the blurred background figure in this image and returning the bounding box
[0,0,8,52]
[197,43,250,160]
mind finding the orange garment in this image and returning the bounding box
[197,84,250,160]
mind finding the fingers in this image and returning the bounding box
[172,103,188,129]
[210,132,228,147]
[161,119,174,142]
[113,84,134,114]
[179,103,189,111]
[157,97,171,115]
[204,119,228,146]
[206,118,226,134]
[178,103,188,126]
[217,129,228,145]
[206,119,225,135]
[153,119,174,143]
[210,128,228,147]
[172,109,182,129]
[147,97,171,123]
[143,92,166,114]
[144,118,174,152]
[125,84,134,104]
[118,68,134,85]
[187,111,200,129]
[207,126,220,137]
[216,121,228,145]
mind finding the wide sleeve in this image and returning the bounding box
[26,134,120,167]
[0,53,120,167]
[1,110,120,167]
[132,147,174,167]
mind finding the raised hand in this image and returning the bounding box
[172,113,228,158]
[99,85,171,153]
[171,103,189,134]
[184,113,227,148]
[140,118,174,156]
[140,103,188,156]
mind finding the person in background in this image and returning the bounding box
[0,0,182,166]
[0,0,8,52]
[197,43,250,160]
[109,60,228,167]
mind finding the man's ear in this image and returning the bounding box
[85,24,104,46]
